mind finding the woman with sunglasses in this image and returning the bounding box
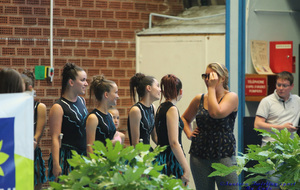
[181,62,239,190]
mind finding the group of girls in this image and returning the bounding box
[127,62,239,190]
[0,61,239,190]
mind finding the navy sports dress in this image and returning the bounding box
[48,96,88,181]
[155,101,185,178]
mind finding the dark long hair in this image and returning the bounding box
[129,73,155,102]
[160,74,182,101]
[0,68,24,93]
[61,63,84,96]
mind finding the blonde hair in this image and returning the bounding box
[207,62,229,90]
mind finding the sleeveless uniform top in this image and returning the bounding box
[89,109,116,145]
[155,101,184,146]
[155,101,185,178]
[56,96,88,154]
[127,102,155,145]
[190,94,237,159]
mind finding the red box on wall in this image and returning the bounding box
[269,41,293,73]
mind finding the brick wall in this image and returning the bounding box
[0,0,184,186]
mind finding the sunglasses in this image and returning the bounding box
[201,73,210,80]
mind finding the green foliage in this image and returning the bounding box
[49,140,191,190]
[209,128,300,190]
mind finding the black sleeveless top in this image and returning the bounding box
[89,109,116,145]
[56,96,88,154]
[155,101,184,146]
[190,94,237,159]
[127,102,155,145]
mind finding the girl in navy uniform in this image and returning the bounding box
[155,74,190,186]
[127,73,161,147]
[22,70,47,190]
[48,63,88,181]
[86,75,119,155]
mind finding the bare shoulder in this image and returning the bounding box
[129,106,141,116]
[86,113,98,126]
[226,91,238,99]
[224,92,239,111]
[50,103,63,116]
[37,102,46,110]
[167,106,179,116]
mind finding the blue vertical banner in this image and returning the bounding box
[0,93,34,189]
[0,118,15,189]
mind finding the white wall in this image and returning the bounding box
[136,34,225,189]
[245,0,300,116]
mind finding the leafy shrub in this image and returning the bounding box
[49,140,191,190]
[209,128,300,190]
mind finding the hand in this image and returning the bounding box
[190,127,200,138]
[53,163,62,179]
[181,170,190,186]
[207,72,219,88]
[282,123,297,133]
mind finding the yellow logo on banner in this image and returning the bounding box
[0,140,9,176]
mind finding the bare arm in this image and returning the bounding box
[181,95,201,139]
[206,72,238,119]
[128,106,141,146]
[254,115,297,132]
[86,114,98,155]
[207,90,239,119]
[49,104,63,178]
[167,106,190,185]
[34,103,46,149]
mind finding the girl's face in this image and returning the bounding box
[109,109,120,128]
[107,83,119,106]
[73,70,88,95]
[149,79,161,101]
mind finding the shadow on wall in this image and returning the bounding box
[287,1,300,29]
[184,0,226,8]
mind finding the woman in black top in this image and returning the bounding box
[127,73,161,147]
[86,75,119,155]
[48,63,88,181]
[181,62,239,190]
[155,74,190,186]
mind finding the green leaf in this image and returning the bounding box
[79,176,90,185]
[49,181,63,190]
[135,142,151,151]
[0,152,9,165]
[243,175,267,186]
[209,163,239,177]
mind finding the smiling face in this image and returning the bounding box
[73,70,88,95]
[107,83,119,106]
[276,78,293,100]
